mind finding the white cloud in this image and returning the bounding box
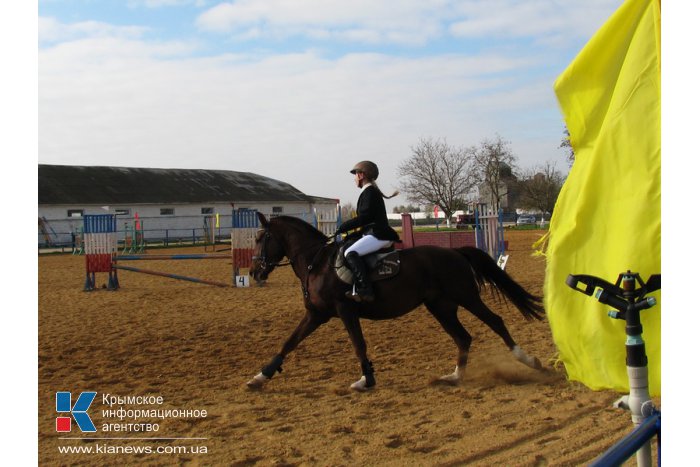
[194,0,621,46]
[449,0,622,43]
[127,0,209,8]
[195,0,448,45]
[39,16,149,44]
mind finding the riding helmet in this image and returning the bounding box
[350,161,379,180]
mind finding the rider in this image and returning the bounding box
[336,161,399,302]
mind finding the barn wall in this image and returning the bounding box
[39,200,338,246]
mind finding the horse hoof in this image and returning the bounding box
[350,376,370,391]
[532,357,543,370]
[438,374,460,385]
[436,366,463,385]
[246,373,269,389]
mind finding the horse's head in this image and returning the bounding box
[251,213,287,283]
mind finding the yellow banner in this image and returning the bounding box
[546,0,661,395]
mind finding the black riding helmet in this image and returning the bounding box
[349,161,379,181]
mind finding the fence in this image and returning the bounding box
[474,207,506,259]
[80,209,341,289]
[40,207,342,252]
[399,212,506,259]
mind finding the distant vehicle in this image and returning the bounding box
[456,213,475,227]
[516,215,537,226]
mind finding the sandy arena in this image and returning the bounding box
[38,230,657,466]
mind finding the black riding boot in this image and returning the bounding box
[344,252,374,302]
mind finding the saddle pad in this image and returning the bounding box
[334,250,401,285]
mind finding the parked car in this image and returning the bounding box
[455,213,476,229]
[516,215,537,225]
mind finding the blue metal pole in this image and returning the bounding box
[117,254,230,260]
[590,413,660,467]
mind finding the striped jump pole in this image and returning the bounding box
[83,214,118,291]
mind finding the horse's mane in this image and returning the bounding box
[270,215,328,243]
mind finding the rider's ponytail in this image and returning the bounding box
[369,182,399,200]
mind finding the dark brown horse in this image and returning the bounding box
[247,213,544,391]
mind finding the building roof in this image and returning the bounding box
[39,164,318,205]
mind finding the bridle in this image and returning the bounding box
[252,225,337,296]
[252,228,291,273]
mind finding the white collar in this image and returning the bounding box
[360,182,372,192]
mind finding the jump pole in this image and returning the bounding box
[117,254,230,261]
[111,253,234,288]
[112,264,232,288]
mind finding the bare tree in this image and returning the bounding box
[560,127,575,167]
[472,134,517,211]
[392,204,420,214]
[340,202,355,222]
[518,162,566,220]
[397,137,478,227]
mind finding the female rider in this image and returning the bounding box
[336,161,399,302]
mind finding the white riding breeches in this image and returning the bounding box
[344,235,393,257]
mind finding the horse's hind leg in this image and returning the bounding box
[425,299,472,384]
[465,298,542,370]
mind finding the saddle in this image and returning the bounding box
[334,245,401,285]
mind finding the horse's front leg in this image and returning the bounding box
[337,305,375,391]
[247,310,328,389]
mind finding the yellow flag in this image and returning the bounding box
[546,0,661,395]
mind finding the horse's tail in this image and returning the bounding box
[456,247,544,321]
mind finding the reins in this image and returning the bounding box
[254,226,336,297]
[301,240,333,298]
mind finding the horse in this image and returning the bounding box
[246,213,544,391]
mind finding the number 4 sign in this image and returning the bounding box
[235,275,250,287]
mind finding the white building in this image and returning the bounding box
[38,164,339,247]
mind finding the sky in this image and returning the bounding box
[36,0,626,211]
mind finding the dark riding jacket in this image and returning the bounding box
[338,184,400,242]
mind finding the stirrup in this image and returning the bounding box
[345,290,362,302]
[346,284,374,303]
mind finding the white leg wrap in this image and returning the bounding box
[246,372,270,388]
[440,365,465,384]
[350,375,368,391]
[512,346,542,369]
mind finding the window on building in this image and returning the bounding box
[201,207,214,214]
[160,208,175,215]
[271,206,283,218]
[67,209,83,218]
[115,208,130,216]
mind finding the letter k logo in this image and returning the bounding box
[56,392,97,432]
